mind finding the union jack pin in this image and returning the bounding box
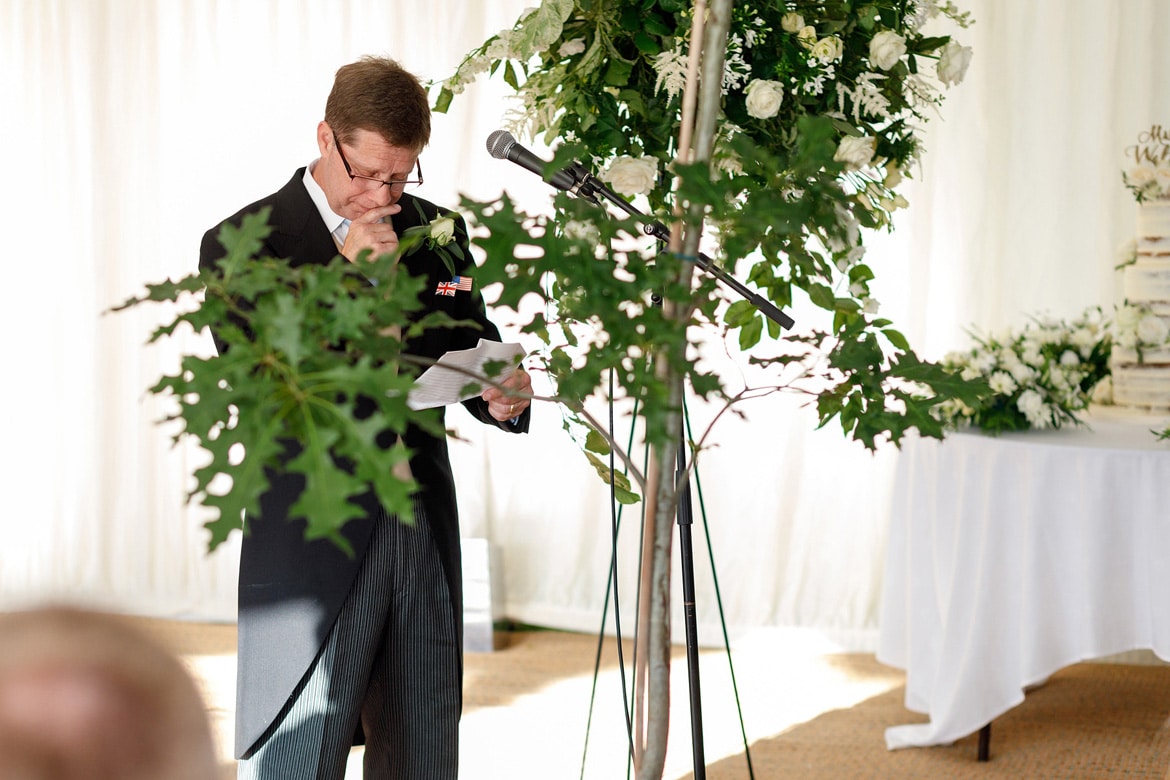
[435,276,473,296]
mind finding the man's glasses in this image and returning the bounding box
[332,131,423,192]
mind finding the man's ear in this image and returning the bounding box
[316,121,332,156]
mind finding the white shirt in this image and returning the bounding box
[302,161,350,245]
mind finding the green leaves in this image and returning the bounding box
[428,0,982,467]
[112,210,454,551]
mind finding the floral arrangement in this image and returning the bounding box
[434,0,982,452]
[1122,124,1170,201]
[1112,301,1170,363]
[937,308,1111,433]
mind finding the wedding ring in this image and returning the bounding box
[510,403,517,416]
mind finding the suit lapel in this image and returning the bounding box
[267,169,339,266]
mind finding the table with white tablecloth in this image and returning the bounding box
[876,408,1170,750]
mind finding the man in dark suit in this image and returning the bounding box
[199,56,531,780]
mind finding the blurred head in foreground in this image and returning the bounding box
[0,606,218,780]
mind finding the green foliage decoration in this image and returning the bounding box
[111,209,470,552]
[436,0,986,453]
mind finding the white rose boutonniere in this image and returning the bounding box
[869,30,907,71]
[744,79,785,119]
[834,135,877,170]
[601,155,658,196]
[399,202,467,274]
[937,40,974,86]
[429,215,457,247]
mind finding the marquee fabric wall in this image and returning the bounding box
[2,0,1167,651]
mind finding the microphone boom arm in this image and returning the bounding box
[573,169,795,331]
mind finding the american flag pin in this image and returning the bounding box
[435,276,473,296]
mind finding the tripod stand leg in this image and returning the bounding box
[677,446,707,779]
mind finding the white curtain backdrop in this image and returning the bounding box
[2,0,1167,651]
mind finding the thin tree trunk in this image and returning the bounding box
[634,2,733,779]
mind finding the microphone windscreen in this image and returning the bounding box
[486,129,515,160]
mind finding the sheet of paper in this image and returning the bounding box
[406,339,526,410]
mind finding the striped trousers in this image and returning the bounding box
[238,501,461,780]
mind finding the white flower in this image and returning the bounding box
[653,46,689,99]
[781,12,805,33]
[988,371,1017,395]
[884,162,904,188]
[1116,303,1142,331]
[744,79,785,119]
[863,297,880,314]
[1127,165,1158,188]
[1137,314,1169,345]
[601,155,658,196]
[811,35,844,64]
[1008,361,1037,385]
[869,30,907,70]
[834,135,877,170]
[1059,349,1081,366]
[797,26,818,48]
[429,215,457,246]
[1017,389,1047,424]
[486,31,514,61]
[848,281,868,297]
[937,40,973,86]
[558,38,586,58]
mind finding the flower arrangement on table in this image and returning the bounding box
[435,0,981,452]
[936,308,1111,433]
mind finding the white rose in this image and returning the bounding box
[1137,314,1169,345]
[781,13,805,33]
[797,26,817,49]
[601,155,659,196]
[744,79,785,119]
[834,135,877,170]
[1116,303,1142,331]
[811,35,844,64]
[1128,165,1158,188]
[937,40,974,86]
[1156,167,1170,194]
[869,30,906,71]
[429,215,457,246]
[558,37,586,57]
[1017,388,1046,420]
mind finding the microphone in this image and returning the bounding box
[486,130,579,191]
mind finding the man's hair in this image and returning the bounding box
[325,56,431,154]
[0,606,218,780]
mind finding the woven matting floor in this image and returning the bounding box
[138,620,1170,779]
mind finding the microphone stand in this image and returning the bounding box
[565,164,793,779]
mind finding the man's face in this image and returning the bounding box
[315,123,419,220]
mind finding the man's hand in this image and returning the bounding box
[482,367,533,422]
[341,204,402,261]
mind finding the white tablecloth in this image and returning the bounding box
[876,408,1170,749]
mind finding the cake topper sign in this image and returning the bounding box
[1126,125,1170,167]
[1123,124,1170,201]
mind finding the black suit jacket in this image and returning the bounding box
[198,169,528,757]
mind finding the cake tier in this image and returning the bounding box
[1111,344,1170,365]
[1137,200,1170,257]
[1123,263,1170,302]
[1111,365,1170,410]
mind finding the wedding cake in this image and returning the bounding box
[1111,125,1170,410]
